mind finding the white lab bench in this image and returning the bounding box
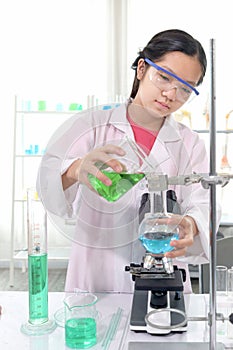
[0,291,232,349]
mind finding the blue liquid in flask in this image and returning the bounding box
[139,231,179,255]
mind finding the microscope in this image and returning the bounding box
[125,172,205,335]
[126,255,187,335]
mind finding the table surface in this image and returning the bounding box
[0,291,233,349]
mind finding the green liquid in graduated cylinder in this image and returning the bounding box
[28,253,48,325]
[65,317,97,349]
[88,171,145,202]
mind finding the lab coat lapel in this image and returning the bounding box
[148,116,182,172]
[109,102,134,136]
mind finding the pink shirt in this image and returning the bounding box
[127,114,158,155]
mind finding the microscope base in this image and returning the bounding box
[128,342,225,350]
[130,289,187,334]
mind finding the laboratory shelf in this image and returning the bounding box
[16,110,76,114]
[10,96,76,287]
[15,154,43,158]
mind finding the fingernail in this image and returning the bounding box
[115,165,122,172]
[104,179,112,186]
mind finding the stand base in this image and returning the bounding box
[130,290,187,333]
[128,342,225,350]
[21,319,56,336]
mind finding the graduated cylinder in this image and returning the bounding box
[27,188,48,325]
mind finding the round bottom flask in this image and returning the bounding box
[139,211,179,256]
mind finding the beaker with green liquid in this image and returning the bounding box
[64,293,98,349]
[88,137,153,202]
[21,188,56,336]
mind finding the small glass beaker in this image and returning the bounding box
[227,267,233,298]
[88,137,153,202]
[64,293,98,349]
[216,265,228,296]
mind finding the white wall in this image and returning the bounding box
[1,0,233,260]
[0,0,109,260]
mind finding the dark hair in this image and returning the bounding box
[130,29,207,99]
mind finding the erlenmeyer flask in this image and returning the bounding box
[139,190,179,256]
[88,137,153,202]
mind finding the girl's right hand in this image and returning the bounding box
[62,144,126,191]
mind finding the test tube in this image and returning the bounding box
[21,188,56,335]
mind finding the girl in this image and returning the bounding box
[37,29,214,293]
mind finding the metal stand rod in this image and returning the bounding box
[209,38,217,350]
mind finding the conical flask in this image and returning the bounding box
[88,136,153,202]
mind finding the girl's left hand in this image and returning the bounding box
[163,215,198,259]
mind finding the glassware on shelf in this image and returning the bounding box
[226,109,233,130]
[174,109,192,128]
[220,110,233,172]
[202,95,210,130]
[69,103,83,111]
[38,100,46,111]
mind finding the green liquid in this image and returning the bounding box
[65,317,97,349]
[88,171,145,202]
[28,253,48,325]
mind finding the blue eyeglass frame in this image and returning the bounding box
[145,58,199,96]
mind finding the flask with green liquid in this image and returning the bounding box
[88,137,153,202]
[88,171,145,202]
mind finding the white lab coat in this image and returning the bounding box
[37,101,213,294]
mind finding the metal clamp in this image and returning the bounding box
[146,172,233,191]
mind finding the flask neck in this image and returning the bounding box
[149,190,168,216]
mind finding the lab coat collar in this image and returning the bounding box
[109,99,183,143]
[159,115,183,142]
[108,100,132,134]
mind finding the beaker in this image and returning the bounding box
[88,136,153,202]
[21,187,56,336]
[139,189,179,256]
[64,293,98,349]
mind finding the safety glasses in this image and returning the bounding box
[145,58,199,103]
